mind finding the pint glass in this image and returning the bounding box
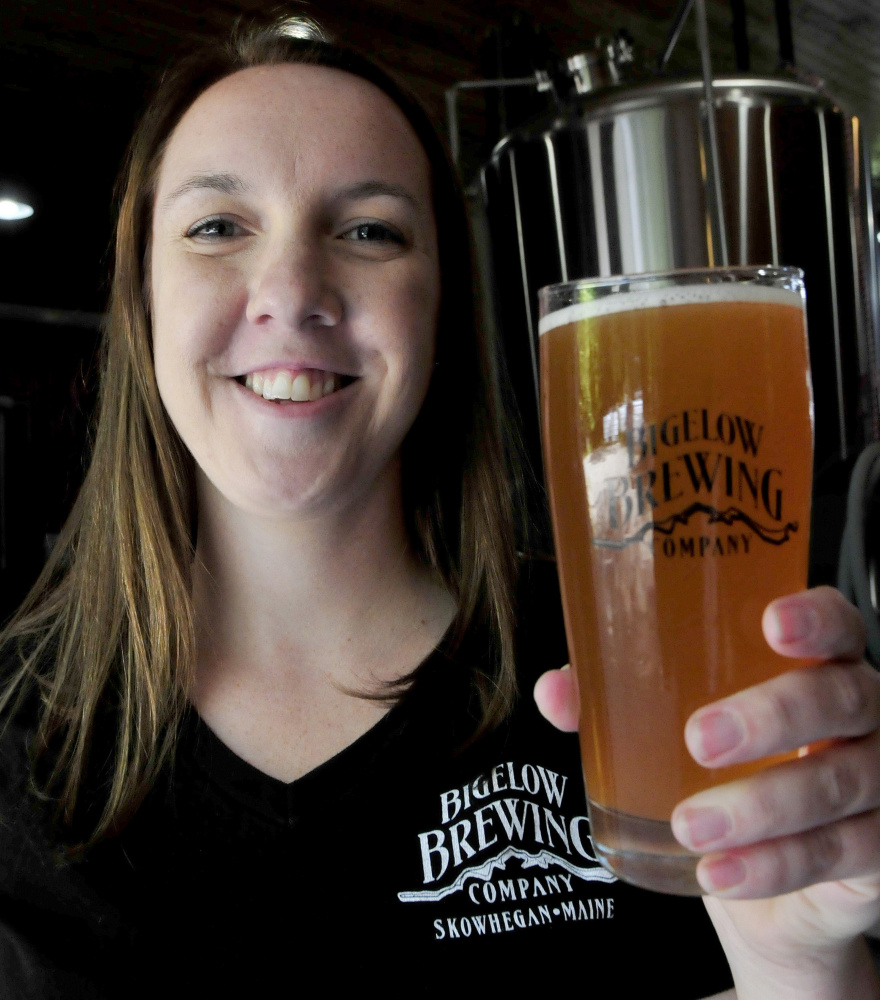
[538,268,812,895]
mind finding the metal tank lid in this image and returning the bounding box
[490,74,839,164]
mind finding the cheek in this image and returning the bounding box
[151,253,244,393]
[151,288,197,422]
[391,274,439,399]
[400,259,440,358]
[150,246,193,389]
[150,280,181,415]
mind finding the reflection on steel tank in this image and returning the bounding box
[479,70,880,582]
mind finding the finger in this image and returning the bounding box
[672,732,880,852]
[693,808,880,900]
[763,586,866,662]
[685,660,880,767]
[533,666,579,732]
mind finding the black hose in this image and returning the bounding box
[836,442,880,666]
[730,0,750,72]
[774,0,796,67]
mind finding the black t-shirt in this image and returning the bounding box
[0,568,734,997]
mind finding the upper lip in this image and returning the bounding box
[232,360,359,378]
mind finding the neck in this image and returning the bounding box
[191,464,453,686]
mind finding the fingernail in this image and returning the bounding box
[770,602,818,644]
[691,709,745,761]
[677,806,731,849]
[699,854,747,893]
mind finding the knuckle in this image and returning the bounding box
[811,587,865,657]
[759,682,802,744]
[802,825,844,883]
[813,757,860,815]
[757,842,794,897]
[746,781,787,836]
[858,735,880,805]
[777,855,799,897]
[828,664,870,725]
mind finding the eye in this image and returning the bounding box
[340,221,405,245]
[185,215,248,240]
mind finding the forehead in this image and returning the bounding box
[156,63,432,197]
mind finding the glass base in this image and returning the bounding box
[588,799,703,896]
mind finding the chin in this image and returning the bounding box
[197,463,353,521]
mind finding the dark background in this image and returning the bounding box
[1,0,879,618]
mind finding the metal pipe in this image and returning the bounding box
[445,76,540,168]
[543,136,569,283]
[763,105,780,265]
[695,0,729,266]
[508,152,540,404]
[858,124,880,441]
[657,0,695,73]
[819,110,849,459]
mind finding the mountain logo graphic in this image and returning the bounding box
[398,846,616,903]
[593,502,798,550]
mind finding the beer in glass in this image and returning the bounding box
[538,268,812,895]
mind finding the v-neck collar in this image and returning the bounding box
[174,643,473,825]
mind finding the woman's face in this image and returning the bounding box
[150,64,440,521]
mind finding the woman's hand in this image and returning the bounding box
[534,586,880,1000]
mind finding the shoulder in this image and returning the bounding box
[0,653,127,995]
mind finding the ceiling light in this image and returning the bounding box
[0,198,34,221]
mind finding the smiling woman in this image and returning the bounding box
[0,21,516,824]
[0,15,520,969]
[0,12,878,1000]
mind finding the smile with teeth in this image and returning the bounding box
[242,369,344,402]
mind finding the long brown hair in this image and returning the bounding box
[0,15,517,845]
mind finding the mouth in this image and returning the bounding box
[236,368,356,403]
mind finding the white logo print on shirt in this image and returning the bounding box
[397,759,618,941]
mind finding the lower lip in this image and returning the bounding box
[233,379,353,416]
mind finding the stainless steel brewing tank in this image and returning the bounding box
[480,74,880,578]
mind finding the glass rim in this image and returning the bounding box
[538,265,804,308]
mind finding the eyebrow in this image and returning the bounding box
[160,174,418,210]
[334,181,418,206]
[161,172,248,207]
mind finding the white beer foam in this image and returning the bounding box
[538,282,804,335]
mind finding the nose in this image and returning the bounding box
[245,238,342,331]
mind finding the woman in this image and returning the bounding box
[0,16,878,998]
